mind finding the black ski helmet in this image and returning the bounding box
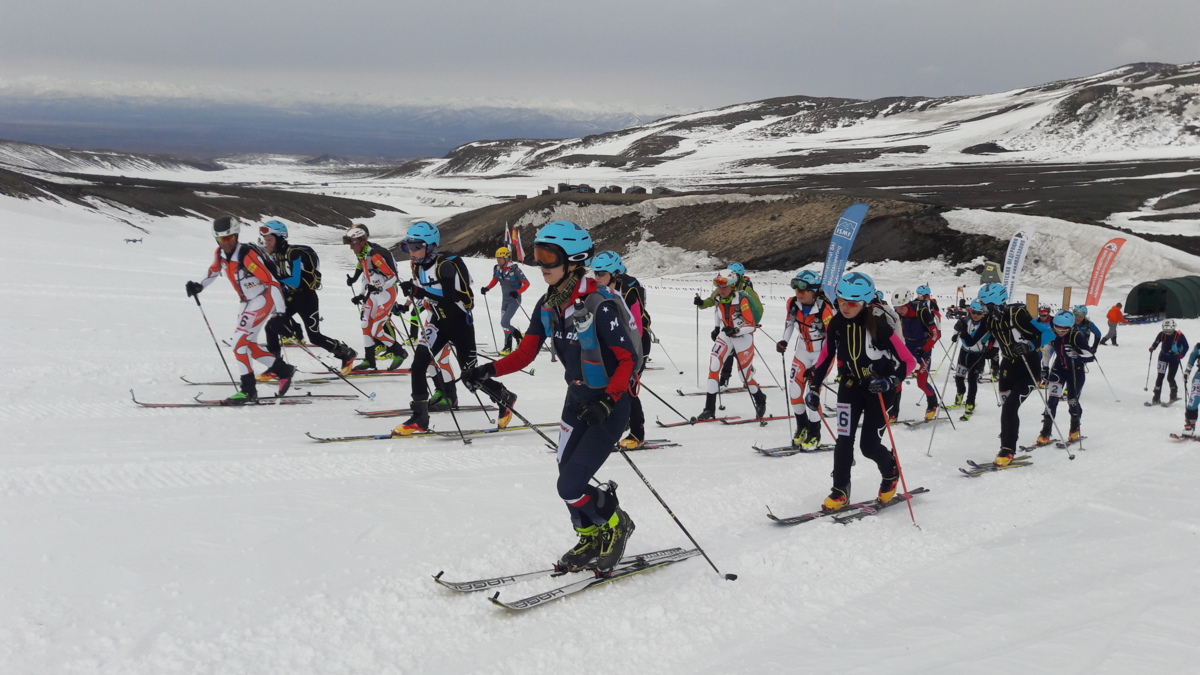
[212,215,239,238]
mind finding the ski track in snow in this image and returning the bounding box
[4,191,1200,673]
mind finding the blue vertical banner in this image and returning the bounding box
[1001,226,1037,300]
[819,203,870,301]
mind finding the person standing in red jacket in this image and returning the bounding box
[1100,303,1128,346]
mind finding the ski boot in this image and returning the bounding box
[822,487,849,512]
[269,360,296,397]
[1068,429,1081,443]
[964,403,975,417]
[618,434,644,450]
[994,449,1016,467]
[496,387,517,429]
[953,393,964,407]
[428,389,456,412]
[923,405,937,422]
[393,400,431,436]
[1152,388,1162,405]
[557,525,601,571]
[792,425,808,448]
[595,506,636,573]
[1185,417,1196,436]
[385,343,408,371]
[878,475,899,504]
[696,393,717,421]
[225,374,259,405]
[333,343,358,376]
[1170,388,1180,404]
[752,389,768,419]
[352,358,377,373]
[799,427,821,451]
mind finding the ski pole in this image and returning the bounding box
[1144,351,1154,391]
[1017,351,1077,458]
[466,378,557,450]
[193,295,239,391]
[926,342,959,457]
[650,328,684,375]
[449,344,495,424]
[781,350,794,443]
[639,382,696,423]
[695,303,701,389]
[1090,354,1121,403]
[482,292,499,352]
[876,393,919,527]
[616,449,737,581]
[292,341,376,400]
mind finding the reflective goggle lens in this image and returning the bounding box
[217,235,237,243]
[401,240,427,253]
[532,245,564,268]
[713,276,731,288]
[791,279,814,291]
[838,298,863,308]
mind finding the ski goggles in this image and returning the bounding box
[532,245,567,269]
[400,239,428,253]
[790,279,816,291]
[713,275,734,288]
[836,298,864,308]
[216,234,237,244]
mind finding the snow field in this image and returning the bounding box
[3,195,1200,673]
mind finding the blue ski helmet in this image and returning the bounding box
[1052,310,1074,328]
[1072,304,1088,317]
[591,250,625,275]
[534,220,593,264]
[728,262,746,277]
[977,283,1007,307]
[916,284,931,296]
[836,272,876,303]
[791,269,821,291]
[260,220,288,238]
[969,299,985,312]
[404,221,440,247]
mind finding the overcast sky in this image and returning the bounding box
[3,0,1198,113]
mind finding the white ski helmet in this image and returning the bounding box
[891,289,915,306]
[212,215,240,238]
[1163,319,1177,332]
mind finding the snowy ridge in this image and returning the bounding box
[0,139,221,174]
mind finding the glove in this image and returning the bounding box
[185,280,203,297]
[391,303,407,316]
[710,327,720,342]
[1065,346,1081,359]
[722,326,738,337]
[867,376,898,394]
[480,285,489,294]
[1149,347,1155,353]
[776,340,788,354]
[1010,342,1033,356]
[951,332,960,343]
[460,363,496,392]
[509,291,519,299]
[400,280,415,296]
[577,394,614,427]
[693,295,704,307]
[804,392,821,411]
[410,285,425,301]
[365,284,380,296]
[351,294,367,306]
[345,274,357,287]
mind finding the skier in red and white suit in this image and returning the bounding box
[185,216,294,403]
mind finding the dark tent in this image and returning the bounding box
[1124,276,1200,319]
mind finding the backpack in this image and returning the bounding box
[291,244,322,290]
[543,286,645,390]
[742,286,764,324]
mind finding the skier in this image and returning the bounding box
[1181,342,1200,434]
[694,262,761,388]
[697,269,768,421]
[393,221,515,435]
[1099,302,1127,346]
[480,246,530,354]
[776,269,833,449]
[592,250,653,449]
[805,272,917,511]
[259,220,358,374]
[1035,310,1093,445]
[893,289,941,421]
[185,216,295,403]
[1036,305,1054,387]
[975,283,1052,466]
[1072,305,1102,350]
[916,284,941,324]
[344,226,407,371]
[951,299,993,420]
[458,221,641,573]
[1149,319,1189,405]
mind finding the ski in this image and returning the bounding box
[304,430,436,443]
[753,444,834,457]
[617,439,681,451]
[432,547,685,593]
[1055,435,1088,449]
[676,385,778,397]
[830,487,930,524]
[656,416,739,428]
[902,417,950,428]
[131,390,313,408]
[311,368,411,376]
[766,488,923,526]
[433,423,558,439]
[488,549,700,611]
[181,375,330,387]
[721,415,791,426]
[1146,400,1178,407]
[960,455,1033,477]
[193,392,358,404]
[1169,433,1200,442]
[1018,439,1059,452]
[355,405,497,418]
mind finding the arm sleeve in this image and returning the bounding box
[517,278,531,294]
[888,331,918,380]
[780,299,797,343]
[279,250,303,289]
[484,267,499,289]
[808,318,838,384]
[200,249,222,289]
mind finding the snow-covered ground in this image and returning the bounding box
[4,192,1200,674]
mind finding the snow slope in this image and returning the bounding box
[3,195,1200,674]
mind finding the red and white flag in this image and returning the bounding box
[510,223,525,263]
[1085,238,1126,306]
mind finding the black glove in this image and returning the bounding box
[1010,342,1034,356]
[365,284,380,296]
[867,376,898,394]
[399,280,415,296]
[804,392,821,411]
[480,285,489,294]
[693,295,704,307]
[345,273,358,287]
[351,294,367,306]
[411,285,425,301]
[710,327,720,342]
[509,291,519,299]
[577,394,614,426]
[391,303,406,316]
[951,332,960,343]
[460,363,496,392]
[722,326,738,337]
[776,340,788,354]
[185,280,203,297]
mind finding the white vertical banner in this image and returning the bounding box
[1001,226,1037,299]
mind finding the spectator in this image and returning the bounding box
[1100,302,1128,346]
